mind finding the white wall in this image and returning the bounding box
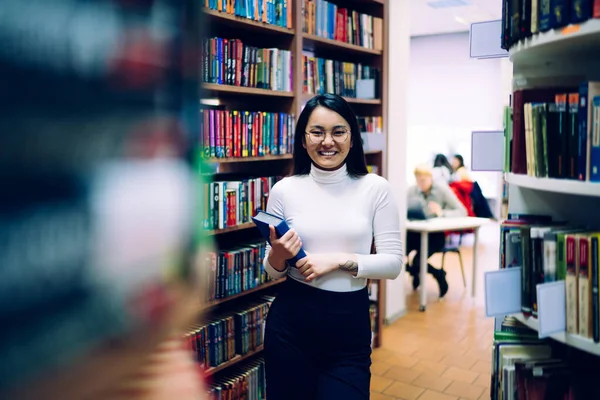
[385,0,410,323]
[407,32,509,199]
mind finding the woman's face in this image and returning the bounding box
[303,106,352,171]
[451,157,461,170]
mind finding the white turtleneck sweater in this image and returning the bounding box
[263,163,403,292]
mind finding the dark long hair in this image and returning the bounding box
[433,154,452,174]
[292,94,368,178]
[453,154,465,169]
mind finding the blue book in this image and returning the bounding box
[251,210,307,264]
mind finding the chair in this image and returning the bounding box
[441,231,467,288]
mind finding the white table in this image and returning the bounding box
[406,217,490,312]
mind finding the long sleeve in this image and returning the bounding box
[262,181,289,279]
[439,183,468,218]
[355,179,403,280]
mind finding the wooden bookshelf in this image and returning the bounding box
[204,345,265,377]
[202,83,294,97]
[203,154,294,164]
[197,0,389,378]
[203,8,295,35]
[488,6,600,396]
[202,278,286,310]
[302,33,382,55]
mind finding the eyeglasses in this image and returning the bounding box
[305,129,350,144]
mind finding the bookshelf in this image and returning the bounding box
[197,0,389,391]
[486,2,600,397]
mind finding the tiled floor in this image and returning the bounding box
[371,222,500,400]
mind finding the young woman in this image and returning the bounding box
[432,153,453,184]
[261,94,402,400]
[451,154,471,182]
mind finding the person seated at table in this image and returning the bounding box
[450,154,472,182]
[406,164,468,298]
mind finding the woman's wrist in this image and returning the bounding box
[268,253,287,272]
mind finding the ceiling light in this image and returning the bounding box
[454,16,470,25]
[426,0,470,9]
[200,98,220,106]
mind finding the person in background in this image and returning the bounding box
[451,154,471,182]
[431,154,453,185]
[406,165,467,298]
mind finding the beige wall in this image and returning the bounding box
[385,0,410,323]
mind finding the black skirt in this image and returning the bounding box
[264,277,372,400]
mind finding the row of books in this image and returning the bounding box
[187,298,273,369]
[202,37,293,92]
[500,213,600,342]
[204,0,293,29]
[302,55,381,99]
[508,82,600,182]
[491,316,600,399]
[301,0,383,51]
[201,241,273,301]
[501,0,600,50]
[358,116,383,133]
[200,109,295,159]
[206,357,266,400]
[201,175,281,231]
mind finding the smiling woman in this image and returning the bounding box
[292,94,369,177]
[260,94,403,400]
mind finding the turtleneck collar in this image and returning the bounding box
[309,163,349,184]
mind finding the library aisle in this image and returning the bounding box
[370,222,499,400]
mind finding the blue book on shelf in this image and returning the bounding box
[251,210,307,264]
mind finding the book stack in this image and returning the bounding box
[500,213,600,342]
[187,298,273,370]
[501,0,600,51]
[200,175,282,231]
[204,0,293,29]
[492,316,600,398]
[200,241,274,302]
[199,109,296,159]
[302,56,381,99]
[202,38,293,92]
[206,357,267,399]
[506,82,600,182]
[301,0,383,51]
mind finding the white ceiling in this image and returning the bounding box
[409,0,502,37]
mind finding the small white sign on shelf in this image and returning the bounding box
[469,20,508,59]
[485,267,522,317]
[537,281,566,338]
[471,130,505,171]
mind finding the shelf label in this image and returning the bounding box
[484,267,522,317]
[537,281,566,338]
[561,24,581,35]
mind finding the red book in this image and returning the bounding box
[594,0,600,18]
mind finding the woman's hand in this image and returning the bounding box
[268,225,303,262]
[295,254,338,282]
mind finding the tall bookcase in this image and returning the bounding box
[487,2,600,397]
[197,0,389,388]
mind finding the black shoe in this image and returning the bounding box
[406,265,420,290]
[431,266,449,298]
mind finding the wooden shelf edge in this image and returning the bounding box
[202,83,294,97]
[505,173,600,198]
[302,33,382,55]
[203,154,293,164]
[204,345,264,377]
[201,278,286,310]
[301,93,381,104]
[205,222,256,236]
[513,314,600,356]
[203,8,295,35]
[509,18,600,62]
